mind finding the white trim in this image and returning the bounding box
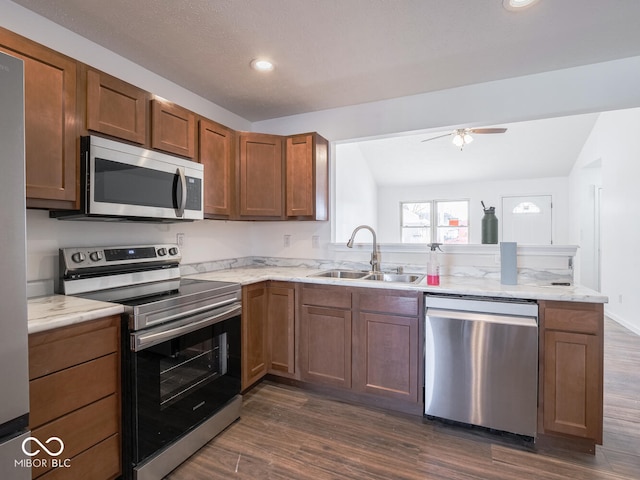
[330,243,578,256]
[605,310,640,337]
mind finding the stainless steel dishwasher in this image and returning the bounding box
[424,295,538,437]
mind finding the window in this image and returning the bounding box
[401,200,469,244]
[401,202,431,243]
[512,201,541,214]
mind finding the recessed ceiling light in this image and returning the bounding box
[250,59,274,72]
[503,0,539,11]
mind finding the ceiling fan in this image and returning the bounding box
[421,127,507,150]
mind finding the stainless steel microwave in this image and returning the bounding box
[51,135,203,222]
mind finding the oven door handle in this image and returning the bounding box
[142,295,240,327]
[132,303,241,352]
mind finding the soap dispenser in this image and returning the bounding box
[427,243,443,286]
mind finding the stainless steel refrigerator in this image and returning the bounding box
[0,50,32,479]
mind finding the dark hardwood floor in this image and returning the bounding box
[166,318,640,479]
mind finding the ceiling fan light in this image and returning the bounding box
[503,0,539,11]
[452,134,464,147]
[463,133,473,144]
[250,58,274,72]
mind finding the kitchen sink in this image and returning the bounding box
[309,270,423,284]
[310,269,370,279]
[363,273,424,283]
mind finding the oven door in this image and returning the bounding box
[126,305,240,464]
[86,135,203,220]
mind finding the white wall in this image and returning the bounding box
[375,177,570,244]
[334,143,378,242]
[26,210,253,282]
[570,107,640,335]
[568,123,602,292]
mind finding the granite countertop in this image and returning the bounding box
[27,265,607,334]
[187,266,608,304]
[27,295,124,334]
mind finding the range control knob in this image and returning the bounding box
[169,247,179,256]
[71,252,86,263]
[89,251,103,262]
[157,248,167,256]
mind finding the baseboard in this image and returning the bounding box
[605,309,640,336]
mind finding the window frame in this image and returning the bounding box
[400,199,470,245]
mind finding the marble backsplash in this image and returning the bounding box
[180,255,574,286]
[29,249,575,298]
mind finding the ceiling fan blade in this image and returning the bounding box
[420,132,453,142]
[467,127,507,134]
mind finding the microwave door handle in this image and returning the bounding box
[176,167,187,217]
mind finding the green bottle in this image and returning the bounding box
[481,202,498,244]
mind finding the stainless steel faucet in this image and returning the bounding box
[347,225,380,272]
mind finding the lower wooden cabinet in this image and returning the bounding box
[241,283,269,390]
[538,300,604,450]
[242,282,297,390]
[300,304,352,388]
[353,289,420,403]
[353,311,419,402]
[28,315,121,480]
[267,282,296,376]
[300,284,422,407]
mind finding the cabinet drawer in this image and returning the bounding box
[37,433,120,480]
[31,395,119,478]
[543,302,602,335]
[358,291,419,317]
[29,318,118,379]
[30,354,118,429]
[302,285,351,309]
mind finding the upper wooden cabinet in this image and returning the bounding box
[235,131,329,221]
[86,68,148,144]
[0,27,329,220]
[151,98,196,158]
[199,118,235,218]
[0,27,78,210]
[538,300,604,452]
[238,132,284,218]
[285,133,328,220]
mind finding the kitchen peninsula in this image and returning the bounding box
[195,265,606,454]
[28,263,607,458]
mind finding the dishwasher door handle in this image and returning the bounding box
[426,308,537,327]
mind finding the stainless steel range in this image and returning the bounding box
[59,244,242,480]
